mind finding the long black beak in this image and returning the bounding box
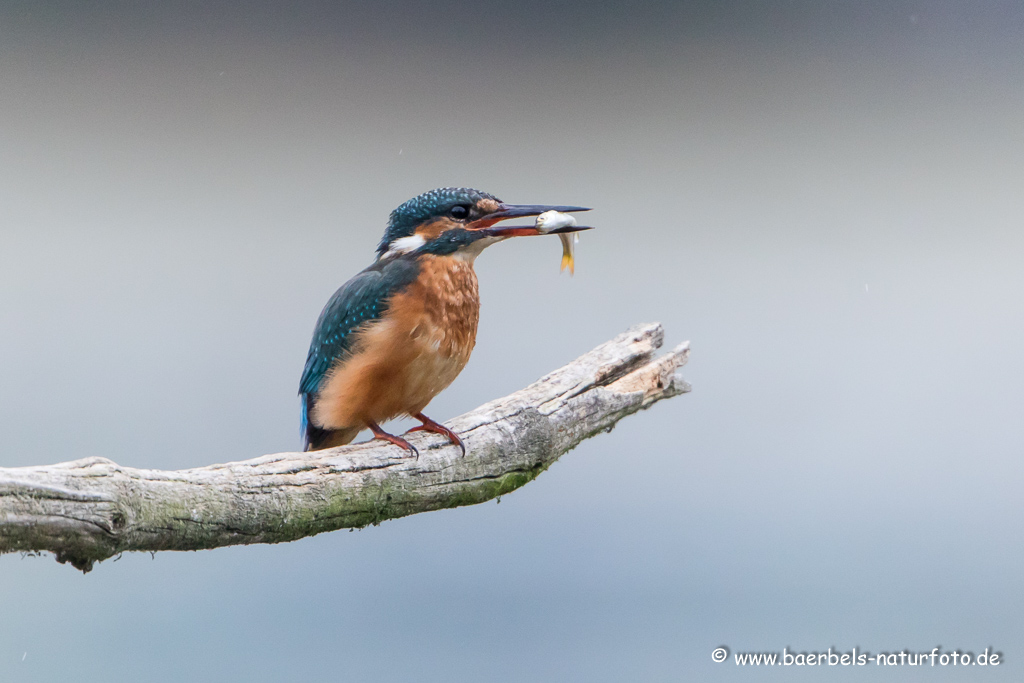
[472,203,592,237]
[485,203,591,221]
[483,224,595,238]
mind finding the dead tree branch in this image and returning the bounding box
[0,323,689,572]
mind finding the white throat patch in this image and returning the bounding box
[384,234,426,258]
[452,235,504,263]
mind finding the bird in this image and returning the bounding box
[299,187,591,456]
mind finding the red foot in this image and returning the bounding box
[408,412,466,457]
[368,421,418,458]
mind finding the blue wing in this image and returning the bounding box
[299,256,420,448]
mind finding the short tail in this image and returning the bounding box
[301,394,361,451]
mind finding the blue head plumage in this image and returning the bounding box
[376,187,500,256]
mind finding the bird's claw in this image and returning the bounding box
[409,413,467,457]
[368,422,419,459]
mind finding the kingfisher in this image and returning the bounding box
[299,187,591,455]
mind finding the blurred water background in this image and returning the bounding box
[1,2,1022,680]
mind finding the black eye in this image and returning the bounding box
[449,205,470,219]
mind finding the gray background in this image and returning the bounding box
[1,1,1021,680]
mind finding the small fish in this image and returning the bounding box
[535,210,580,275]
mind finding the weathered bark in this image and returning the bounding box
[0,323,689,572]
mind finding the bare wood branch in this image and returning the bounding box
[0,323,689,572]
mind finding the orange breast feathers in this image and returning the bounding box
[312,256,480,431]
